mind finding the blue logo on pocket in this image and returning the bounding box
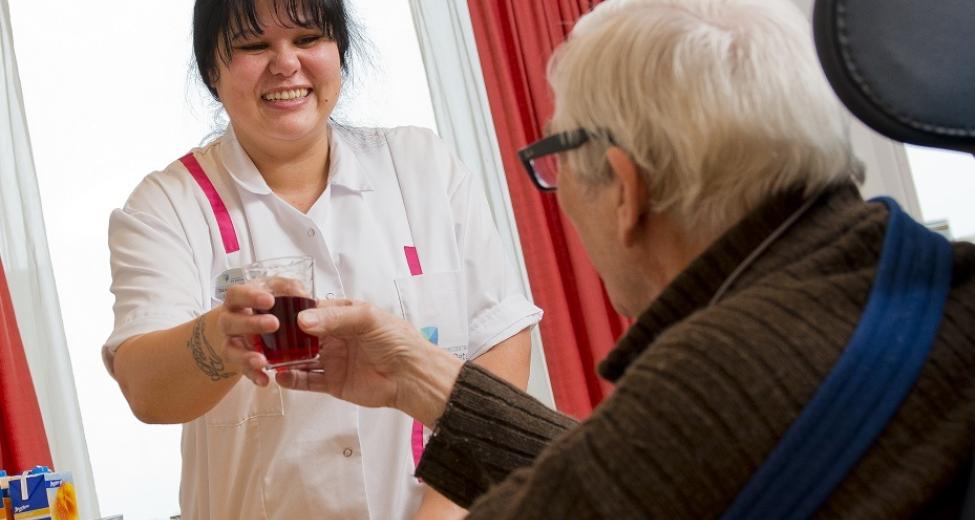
[420,326,439,346]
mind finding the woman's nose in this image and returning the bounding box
[269,46,300,77]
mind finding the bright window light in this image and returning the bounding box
[906,145,975,241]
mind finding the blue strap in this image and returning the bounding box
[722,197,954,520]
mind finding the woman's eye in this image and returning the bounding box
[234,43,267,52]
[297,35,322,46]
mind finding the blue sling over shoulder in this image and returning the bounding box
[722,197,954,520]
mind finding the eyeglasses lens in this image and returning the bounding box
[531,153,560,189]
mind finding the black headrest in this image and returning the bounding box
[813,0,975,154]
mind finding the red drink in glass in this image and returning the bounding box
[254,295,319,366]
[243,256,318,369]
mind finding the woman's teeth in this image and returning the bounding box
[263,88,310,101]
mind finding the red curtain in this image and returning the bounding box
[468,0,631,418]
[0,257,53,473]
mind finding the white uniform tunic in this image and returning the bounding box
[104,125,542,519]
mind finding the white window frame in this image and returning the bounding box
[409,0,555,408]
[849,118,923,217]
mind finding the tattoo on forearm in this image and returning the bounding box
[187,316,235,381]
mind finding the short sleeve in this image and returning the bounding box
[445,147,542,358]
[103,175,207,376]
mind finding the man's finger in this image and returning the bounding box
[317,298,356,308]
[297,301,378,337]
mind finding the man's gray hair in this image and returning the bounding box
[549,0,862,235]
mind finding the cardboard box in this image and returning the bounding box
[7,468,77,520]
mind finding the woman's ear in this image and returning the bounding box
[606,147,649,247]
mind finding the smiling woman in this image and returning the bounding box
[200,0,346,212]
[103,0,539,519]
[200,0,347,172]
[7,0,447,518]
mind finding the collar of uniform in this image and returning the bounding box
[219,125,271,195]
[327,124,374,193]
[219,124,374,196]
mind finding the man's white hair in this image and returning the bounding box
[549,0,862,235]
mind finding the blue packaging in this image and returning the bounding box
[7,467,76,520]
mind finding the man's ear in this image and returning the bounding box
[606,147,649,247]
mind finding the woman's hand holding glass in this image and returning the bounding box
[275,300,465,426]
[216,284,278,385]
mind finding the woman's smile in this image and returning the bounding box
[261,87,314,110]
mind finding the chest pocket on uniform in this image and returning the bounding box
[394,270,470,360]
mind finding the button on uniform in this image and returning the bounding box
[343,448,354,458]
[307,228,316,238]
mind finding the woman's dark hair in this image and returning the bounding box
[193,0,358,99]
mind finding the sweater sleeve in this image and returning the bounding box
[417,363,645,519]
[417,362,687,519]
[417,309,814,519]
[416,364,577,506]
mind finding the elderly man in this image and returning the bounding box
[234,0,975,517]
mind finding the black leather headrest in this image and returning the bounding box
[813,0,975,154]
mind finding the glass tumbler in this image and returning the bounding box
[243,256,319,369]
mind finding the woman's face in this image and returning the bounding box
[213,0,342,153]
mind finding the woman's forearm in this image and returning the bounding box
[413,486,467,520]
[112,309,240,424]
[471,328,532,390]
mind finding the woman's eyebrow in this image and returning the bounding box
[230,29,262,41]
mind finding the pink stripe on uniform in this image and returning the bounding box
[404,246,423,276]
[180,153,240,254]
[411,420,425,472]
[405,245,425,470]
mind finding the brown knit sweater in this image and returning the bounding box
[416,185,975,519]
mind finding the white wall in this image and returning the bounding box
[7,1,435,518]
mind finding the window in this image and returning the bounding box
[906,146,975,241]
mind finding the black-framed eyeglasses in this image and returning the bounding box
[517,128,608,192]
